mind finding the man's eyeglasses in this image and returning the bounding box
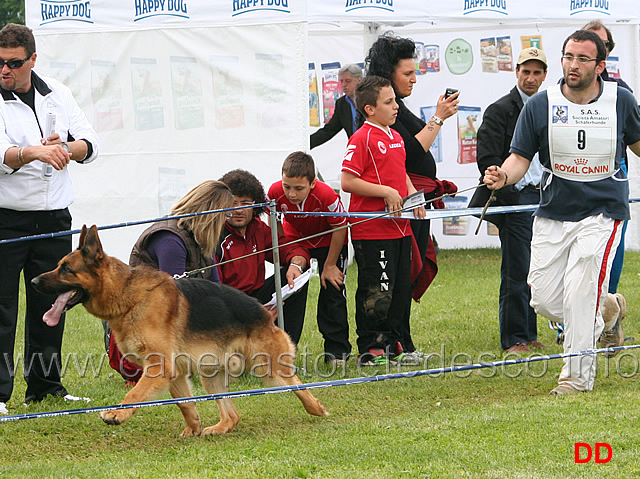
[0,57,31,70]
[561,55,598,65]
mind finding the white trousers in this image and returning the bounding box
[528,214,622,391]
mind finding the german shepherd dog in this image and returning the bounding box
[31,225,328,436]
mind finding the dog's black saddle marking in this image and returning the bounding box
[175,278,267,333]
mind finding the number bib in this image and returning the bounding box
[547,82,617,182]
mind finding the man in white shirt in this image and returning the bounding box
[0,23,99,414]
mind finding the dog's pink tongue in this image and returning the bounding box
[43,291,74,327]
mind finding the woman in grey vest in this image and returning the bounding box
[106,180,233,384]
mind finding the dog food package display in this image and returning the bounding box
[419,106,442,163]
[211,55,245,129]
[606,56,622,80]
[50,60,81,97]
[170,56,204,130]
[308,63,320,127]
[480,37,498,73]
[130,57,164,131]
[320,62,341,124]
[90,60,124,132]
[457,105,480,165]
[414,41,425,75]
[255,53,287,127]
[520,35,543,50]
[442,195,468,236]
[486,222,499,236]
[423,44,440,73]
[497,36,513,71]
[158,167,187,215]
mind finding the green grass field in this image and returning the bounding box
[1,248,639,478]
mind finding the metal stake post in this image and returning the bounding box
[269,199,285,330]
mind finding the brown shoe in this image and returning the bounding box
[528,340,547,349]
[504,343,532,353]
[600,293,626,358]
[550,383,581,395]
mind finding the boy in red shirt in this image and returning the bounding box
[341,75,425,366]
[268,152,351,365]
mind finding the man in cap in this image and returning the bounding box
[469,47,548,353]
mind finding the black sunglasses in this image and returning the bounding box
[0,57,31,70]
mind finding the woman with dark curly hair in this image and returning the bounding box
[365,33,460,359]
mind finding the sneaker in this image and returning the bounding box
[407,350,432,360]
[395,351,434,366]
[548,320,565,344]
[391,352,407,363]
[63,394,91,403]
[0,402,8,415]
[359,355,392,367]
[358,349,394,367]
[600,293,626,358]
[397,351,419,365]
[549,383,581,395]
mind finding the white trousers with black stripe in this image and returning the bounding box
[528,214,622,391]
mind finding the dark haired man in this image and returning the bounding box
[549,20,633,348]
[484,30,640,395]
[216,169,310,344]
[0,24,99,414]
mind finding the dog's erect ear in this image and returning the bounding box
[77,225,88,249]
[81,225,105,266]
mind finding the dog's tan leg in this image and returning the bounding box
[252,330,328,418]
[169,374,201,437]
[199,373,240,436]
[100,364,171,426]
[266,365,329,418]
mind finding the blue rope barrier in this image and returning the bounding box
[281,204,537,219]
[0,202,270,246]
[282,197,640,219]
[1,344,638,423]
[4,198,640,247]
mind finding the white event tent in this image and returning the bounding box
[24,0,640,260]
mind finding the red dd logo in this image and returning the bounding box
[574,443,612,463]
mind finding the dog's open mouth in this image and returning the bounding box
[43,289,87,327]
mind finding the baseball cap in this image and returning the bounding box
[517,47,548,68]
